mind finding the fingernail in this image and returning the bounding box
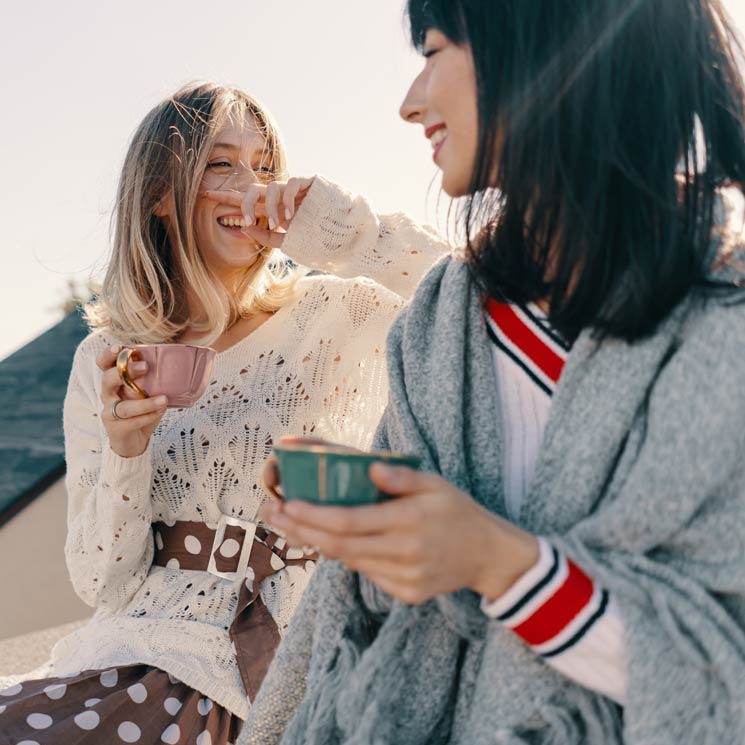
[285,206,293,220]
[110,345,120,354]
[269,217,277,230]
[133,361,147,373]
[155,395,168,406]
[370,462,392,477]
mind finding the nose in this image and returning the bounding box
[399,70,426,124]
[223,162,259,190]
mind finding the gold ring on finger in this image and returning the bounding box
[111,400,126,421]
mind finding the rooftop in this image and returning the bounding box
[0,310,88,525]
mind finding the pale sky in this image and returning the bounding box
[2,1,745,360]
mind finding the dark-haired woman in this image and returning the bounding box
[244,1,745,743]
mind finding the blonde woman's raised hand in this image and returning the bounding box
[204,176,315,249]
[97,346,168,459]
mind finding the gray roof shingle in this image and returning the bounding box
[0,311,88,523]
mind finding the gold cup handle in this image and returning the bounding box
[116,348,148,399]
[260,455,285,501]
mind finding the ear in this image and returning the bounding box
[153,192,174,219]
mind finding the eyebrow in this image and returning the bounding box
[210,142,271,159]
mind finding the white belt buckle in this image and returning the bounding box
[207,515,256,581]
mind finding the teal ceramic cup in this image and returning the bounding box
[263,444,421,506]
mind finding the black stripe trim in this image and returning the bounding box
[541,590,610,659]
[497,545,561,622]
[486,320,553,397]
[518,303,571,352]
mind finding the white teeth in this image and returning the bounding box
[430,128,447,148]
[218,216,248,228]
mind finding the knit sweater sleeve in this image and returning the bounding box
[63,336,155,610]
[279,176,450,299]
[481,537,627,704]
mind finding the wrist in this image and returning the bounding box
[109,438,148,459]
[471,513,540,601]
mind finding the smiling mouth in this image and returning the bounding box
[429,128,447,148]
[425,124,448,163]
[218,216,248,228]
[432,133,448,162]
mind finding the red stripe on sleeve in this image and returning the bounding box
[486,299,565,384]
[511,559,594,646]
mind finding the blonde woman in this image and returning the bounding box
[0,81,447,744]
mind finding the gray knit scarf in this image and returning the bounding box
[243,246,745,744]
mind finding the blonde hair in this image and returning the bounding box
[86,81,299,344]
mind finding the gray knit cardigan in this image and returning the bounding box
[240,244,745,744]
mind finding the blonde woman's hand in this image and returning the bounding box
[97,346,168,459]
[204,176,315,249]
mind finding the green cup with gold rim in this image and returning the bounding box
[263,443,421,506]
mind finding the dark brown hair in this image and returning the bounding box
[407,0,745,340]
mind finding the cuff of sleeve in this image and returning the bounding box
[99,442,153,494]
[280,176,357,269]
[481,536,555,619]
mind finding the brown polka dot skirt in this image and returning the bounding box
[0,665,243,744]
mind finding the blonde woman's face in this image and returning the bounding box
[190,119,273,283]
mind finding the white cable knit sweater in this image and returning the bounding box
[48,177,449,719]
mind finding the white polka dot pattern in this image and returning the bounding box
[165,557,180,570]
[1,683,22,696]
[27,712,53,729]
[197,697,213,716]
[43,683,67,700]
[118,720,142,742]
[100,669,119,688]
[184,535,202,554]
[164,697,182,716]
[74,710,101,730]
[0,667,240,743]
[160,722,181,743]
[127,683,148,704]
[219,538,240,558]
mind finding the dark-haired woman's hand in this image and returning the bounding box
[260,464,540,606]
[204,176,315,249]
[97,346,168,459]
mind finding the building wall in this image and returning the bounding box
[0,478,90,640]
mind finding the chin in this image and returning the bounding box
[441,176,471,198]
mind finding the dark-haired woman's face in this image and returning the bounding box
[400,29,478,197]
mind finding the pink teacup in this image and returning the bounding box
[117,344,217,408]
